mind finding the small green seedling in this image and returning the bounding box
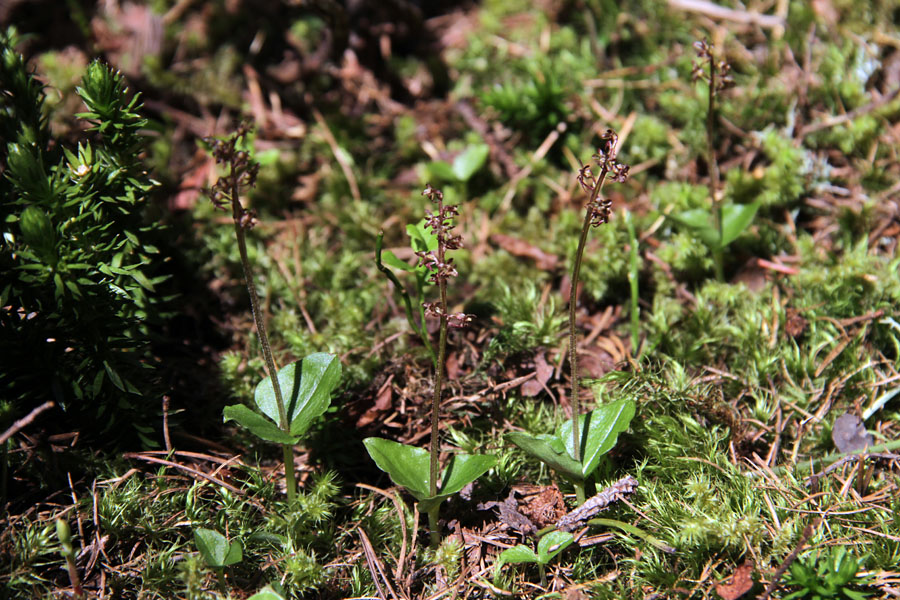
[679,39,759,281]
[783,546,873,600]
[194,528,242,568]
[194,527,241,592]
[667,200,760,274]
[494,530,575,588]
[375,220,439,367]
[248,585,287,600]
[508,397,635,497]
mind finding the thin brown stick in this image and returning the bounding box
[0,400,54,445]
[359,527,401,600]
[668,0,785,28]
[162,396,172,451]
[800,88,900,137]
[312,108,361,202]
[357,483,410,583]
[122,453,243,495]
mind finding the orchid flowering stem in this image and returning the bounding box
[568,170,607,465]
[229,166,295,504]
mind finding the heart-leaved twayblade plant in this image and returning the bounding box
[669,39,759,281]
[366,185,496,549]
[375,220,439,367]
[206,123,341,503]
[510,130,634,504]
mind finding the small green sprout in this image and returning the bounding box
[248,585,287,600]
[671,39,759,281]
[494,530,575,588]
[193,527,242,593]
[55,519,85,600]
[375,220,439,367]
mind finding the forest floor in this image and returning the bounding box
[2,0,900,598]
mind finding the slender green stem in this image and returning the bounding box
[427,505,441,549]
[374,232,437,367]
[705,53,724,282]
[282,444,297,503]
[229,172,295,503]
[568,175,605,465]
[215,567,228,595]
[625,212,640,354]
[574,482,586,505]
[429,264,448,499]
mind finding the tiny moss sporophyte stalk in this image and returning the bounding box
[365,184,496,549]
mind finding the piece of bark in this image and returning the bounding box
[556,475,638,532]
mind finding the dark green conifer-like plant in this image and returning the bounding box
[0,28,167,445]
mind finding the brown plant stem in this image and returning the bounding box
[429,212,449,502]
[568,171,607,464]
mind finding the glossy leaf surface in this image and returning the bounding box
[558,399,636,479]
[254,353,341,436]
[506,432,582,480]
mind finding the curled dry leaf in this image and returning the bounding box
[521,351,554,397]
[714,560,755,600]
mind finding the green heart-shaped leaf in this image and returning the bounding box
[721,201,760,246]
[248,587,286,600]
[194,528,242,567]
[406,220,438,254]
[223,404,299,444]
[496,544,539,567]
[558,399,635,479]
[452,144,489,182]
[254,353,341,437]
[364,438,496,509]
[440,453,497,497]
[381,249,415,272]
[536,530,575,564]
[507,432,582,481]
[426,160,456,182]
[363,438,431,499]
